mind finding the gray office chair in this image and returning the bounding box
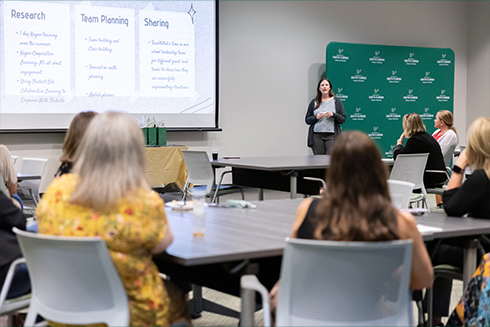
[389,153,429,210]
[13,228,129,326]
[181,150,244,203]
[17,157,48,205]
[241,238,413,326]
[426,144,456,197]
[0,258,31,326]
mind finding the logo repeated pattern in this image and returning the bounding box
[326,42,454,158]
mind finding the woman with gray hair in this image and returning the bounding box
[36,112,178,326]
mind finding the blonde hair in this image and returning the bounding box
[60,111,97,163]
[69,112,149,210]
[0,144,17,188]
[403,113,426,138]
[437,110,458,139]
[466,117,490,179]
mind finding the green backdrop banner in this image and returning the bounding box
[326,42,454,158]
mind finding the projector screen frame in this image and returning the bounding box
[0,1,220,133]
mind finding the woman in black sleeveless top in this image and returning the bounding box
[270,132,433,310]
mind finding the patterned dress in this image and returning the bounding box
[447,254,490,327]
[37,174,171,326]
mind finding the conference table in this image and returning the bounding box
[212,155,394,200]
[212,155,332,199]
[154,199,490,317]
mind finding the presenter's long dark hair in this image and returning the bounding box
[314,131,399,241]
[314,78,335,109]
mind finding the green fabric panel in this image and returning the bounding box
[326,42,454,158]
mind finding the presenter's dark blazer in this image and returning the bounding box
[0,192,26,290]
[305,97,346,148]
[393,131,447,188]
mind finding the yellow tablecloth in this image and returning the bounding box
[145,146,188,189]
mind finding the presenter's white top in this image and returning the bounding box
[313,98,336,133]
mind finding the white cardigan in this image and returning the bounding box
[432,129,458,157]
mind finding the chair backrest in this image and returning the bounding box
[17,158,48,201]
[181,150,214,194]
[11,155,18,165]
[0,173,9,197]
[276,238,413,326]
[18,158,48,176]
[13,228,129,327]
[387,180,415,209]
[443,144,456,167]
[389,153,428,194]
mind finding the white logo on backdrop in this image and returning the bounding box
[368,126,384,139]
[369,89,384,102]
[336,87,348,101]
[420,71,435,84]
[369,50,385,64]
[404,52,419,65]
[384,144,395,158]
[437,54,452,66]
[436,90,451,102]
[420,107,434,120]
[350,107,366,121]
[403,89,418,102]
[387,70,402,84]
[351,69,367,82]
[332,48,350,62]
[386,107,401,121]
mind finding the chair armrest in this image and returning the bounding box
[303,177,326,189]
[240,275,271,327]
[212,170,235,203]
[0,257,27,310]
[425,169,450,180]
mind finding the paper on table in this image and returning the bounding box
[417,224,443,234]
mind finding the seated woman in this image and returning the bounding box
[393,112,447,189]
[447,253,490,326]
[36,112,177,326]
[55,111,97,177]
[443,117,490,218]
[432,110,458,158]
[271,131,433,309]
[428,117,490,325]
[0,144,22,209]
[0,191,30,300]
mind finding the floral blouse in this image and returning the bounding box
[447,254,490,327]
[37,174,170,326]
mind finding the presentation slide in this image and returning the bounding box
[0,1,217,130]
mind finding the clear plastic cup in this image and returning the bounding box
[192,191,206,237]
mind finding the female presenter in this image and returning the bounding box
[305,78,346,155]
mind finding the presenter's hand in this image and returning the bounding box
[325,111,333,118]
[316,112,326,119]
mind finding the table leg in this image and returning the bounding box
[290,172,298,199]
[463,239,479,288]
[240,288,255,326]
[258,188,264,201]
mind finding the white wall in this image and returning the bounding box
[1,1,486,192]
[466,1,490,134]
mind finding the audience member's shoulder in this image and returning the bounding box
[396,210,419,239]
[469,169,490,183]
[143,188,165,208]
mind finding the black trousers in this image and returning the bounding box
[312,132,334,155]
